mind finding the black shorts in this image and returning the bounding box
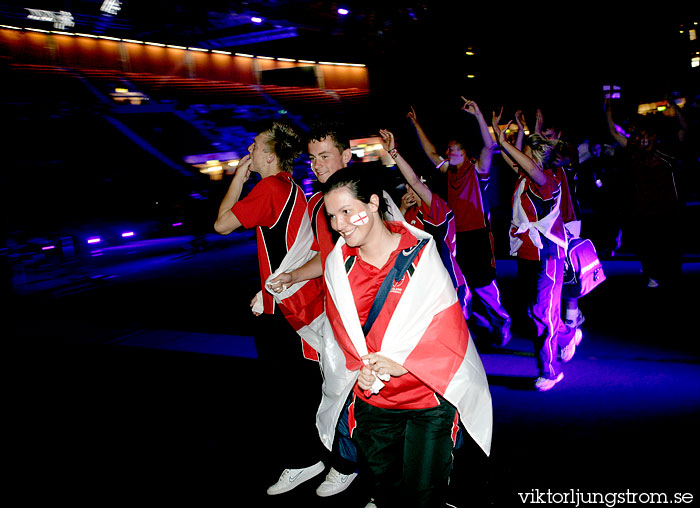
[455,228,497,288]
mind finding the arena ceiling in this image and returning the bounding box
[1,1,695,108]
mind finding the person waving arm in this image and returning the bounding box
[379,128,433,208]
[462,97,497,175]
[493,118,548,186]
[406,105,444,167]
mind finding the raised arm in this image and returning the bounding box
[462,97,496,175]
[214,154,250,234]
[666,94,688,143]
[406,106,444,167]
[380,129,433,208]
[514,110,527,151]
[604,99,628,148]
[493,120,547,186]
[492,108,517,172]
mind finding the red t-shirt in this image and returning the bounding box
[344,222,439,410]
[447,159,490,232]
[232,172,309,314]
[403,195,467,293]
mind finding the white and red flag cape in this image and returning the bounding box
[321,222,493,456]
[257,209,326,360]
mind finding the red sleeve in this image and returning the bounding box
[423,193,451,223]
[232,175,288,229]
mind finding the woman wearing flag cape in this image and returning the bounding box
[320,166,492,507]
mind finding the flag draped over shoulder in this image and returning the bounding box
[510,176,568,257]
[323,222,493,456]
[258,209,326,359]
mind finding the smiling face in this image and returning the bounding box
[308,137,350,183]
[323,186,379,248]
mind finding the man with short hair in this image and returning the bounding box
[214,121,327,494]
[408,98,512,347]
[267,121,361,499]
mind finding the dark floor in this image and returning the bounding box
[6,232,700,506]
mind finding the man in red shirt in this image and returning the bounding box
[265,122,363,500]
[214,121,326,493]
[408,99,511,346]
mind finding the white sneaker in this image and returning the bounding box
[535,372,565,392]
[561,328,583,363]
[365,499,377,508]
[564,310,586,329]
[266,461,325,495]
[315,467,358,497]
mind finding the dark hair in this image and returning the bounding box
[307,120,351,153]
[322,166,389,217]
[262,121,303,173]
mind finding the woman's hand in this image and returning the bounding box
[535,108,544,135]
[362,353,408,379]
[357,365,377,392]
[379,129,396,152]
[498,120,513,145]
[492,107,503,135]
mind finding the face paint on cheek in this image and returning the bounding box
[350,211,369,226]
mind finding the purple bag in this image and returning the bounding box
[563,238,606,298]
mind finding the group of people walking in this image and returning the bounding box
[212,98,604,507]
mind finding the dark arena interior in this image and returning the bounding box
[2,1,699,506]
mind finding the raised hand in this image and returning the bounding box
[535,108,544,134]
[492,107,504,135]
[461,97,482,116]
[379,128,396,152]
[400,191,418,213]
[233,154,252,182]
[406,105,418,124]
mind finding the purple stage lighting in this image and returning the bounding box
[337,8,349,15]
[42,245,56,251]
[121,231,135,238]
[251,16,262,23]
[172,222,183,227]
[87,237,101,244]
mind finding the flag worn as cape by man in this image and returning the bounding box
[256,207,326,360]
[322,222,493,456]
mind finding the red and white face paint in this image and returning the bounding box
[350,211,369,226]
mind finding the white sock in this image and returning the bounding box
[566,308,579,322]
